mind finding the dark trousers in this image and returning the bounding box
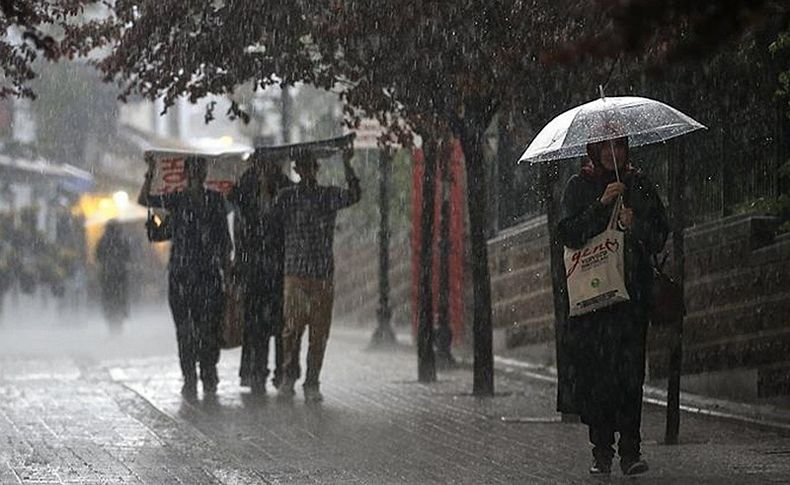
[569,303,647,463]
[239,277,284,388]
[241,332,283,387]
[168,268,224,385]
[589,424,641,464]
[100,269,129,322]
[588,384,643,463]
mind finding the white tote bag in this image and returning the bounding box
[564,199,630,317]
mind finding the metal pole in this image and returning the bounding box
[665,142,686,445]
[371,147,396,347]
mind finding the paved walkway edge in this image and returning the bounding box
[334,326,790,433]
[493,355,790,433]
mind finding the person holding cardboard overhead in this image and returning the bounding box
[139,155,231,401]
[275,149,361,402]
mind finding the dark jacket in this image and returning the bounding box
[230,169,293,384]
[147,188,231,274]
[229,169,293,284]
[556,166,669,427]
[275,177,362,279]
[96,224,131,278]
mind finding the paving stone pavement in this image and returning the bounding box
[2,326,790,484]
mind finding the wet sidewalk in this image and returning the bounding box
[2,327,790,484]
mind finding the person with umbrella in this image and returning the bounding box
[520,93,704,476]
[558,133,668,476]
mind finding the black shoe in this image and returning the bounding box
[201,366,218,395]
[251,380,267,396]
[272,373,283,390]
[202,377,218,396]
[181,381,198,402]
[278,379,296,399]
[589,460,612,475]
[621,458,649,476]
[303,385,323,403]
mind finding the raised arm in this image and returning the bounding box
[137,163,174,209]
[322,149,362,211]
[343,149,362,205]
[137,166,155,207]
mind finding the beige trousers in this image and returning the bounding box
[282,276,334,387]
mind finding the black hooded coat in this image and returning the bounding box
[556,163,669,428]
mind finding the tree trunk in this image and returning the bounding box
[457,119,494,397]
[417,138,438,382]
[435,150,455,368]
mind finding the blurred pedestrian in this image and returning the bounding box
[557,136,669,476]
[138,156,231,401]
[229,159,293,395]
[96,219,131,328]
[276,149,361,402]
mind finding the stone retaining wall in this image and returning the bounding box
[487,213,790,399]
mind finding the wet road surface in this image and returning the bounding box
[1,306,790,484]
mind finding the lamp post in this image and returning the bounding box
[371,147,396,347]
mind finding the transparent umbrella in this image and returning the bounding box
[518,91,706,166]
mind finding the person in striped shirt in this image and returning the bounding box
[276,149,361,402]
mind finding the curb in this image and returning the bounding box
[493,355,790,433]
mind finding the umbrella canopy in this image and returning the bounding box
[519,96,706,164]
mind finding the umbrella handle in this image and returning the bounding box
[607,139,621,182]
[607,197,623,231]
[607,138,624,230]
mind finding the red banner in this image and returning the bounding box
[411,138,466,346]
